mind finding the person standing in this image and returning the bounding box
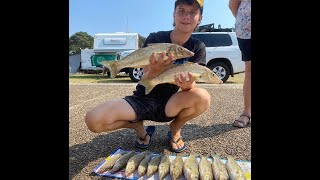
[229,0,251,127]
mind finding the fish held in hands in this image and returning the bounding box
[101,43,194,78]
[139,62,223,94]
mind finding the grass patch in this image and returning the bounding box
[69,73,133,84]
[225,72,245,84]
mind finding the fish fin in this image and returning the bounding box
[147,43,158,46]
[147,43,171,47]
[101,60,119,78]
[184,61,194,65]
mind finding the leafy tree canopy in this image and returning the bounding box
[69,31,93,54]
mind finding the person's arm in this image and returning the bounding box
[175,42,206,91]
[141,32,178,80]
[141,52,175,80]
[229,0,241,17]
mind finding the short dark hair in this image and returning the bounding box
[174,0,203,15]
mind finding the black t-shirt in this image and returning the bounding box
[133,30,206,97]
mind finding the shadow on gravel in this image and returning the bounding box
[69,123,244,179]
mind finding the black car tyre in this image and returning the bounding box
[208,62,230,83]
[129,68,144,82]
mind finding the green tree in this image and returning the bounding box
[138,35,146,48]
[69,32,93,54]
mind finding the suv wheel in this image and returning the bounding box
[208,62,230,83]
[129,68,144,82]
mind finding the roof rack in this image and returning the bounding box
[195,23,234,32]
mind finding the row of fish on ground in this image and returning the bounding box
[101,43,223,94]
[95,149,248,180]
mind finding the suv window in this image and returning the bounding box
[191,34,232,47]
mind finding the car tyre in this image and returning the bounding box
[208,62,230,83]
[129,68,144,82]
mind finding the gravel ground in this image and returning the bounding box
[69,83,251,180]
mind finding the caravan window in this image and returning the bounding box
[103,38,127,45]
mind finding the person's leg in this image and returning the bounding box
[243,61,251,116]
[165,87,211,150]
[84,98,150,145]
[233,38,251,127]
[233,61,251,127]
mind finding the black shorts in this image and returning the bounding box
[123,95,176,123]
[237,38,251,61]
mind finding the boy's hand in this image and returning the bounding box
[175,72,195,91]
[142,51,175,80]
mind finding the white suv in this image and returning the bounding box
[191,32,244,82]
[120,31,244,82]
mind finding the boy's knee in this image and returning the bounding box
[85,110,102,133]
[195,88,211,110]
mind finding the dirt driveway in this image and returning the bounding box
[69,83,251,180]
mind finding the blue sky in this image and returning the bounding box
[69,0,235,38]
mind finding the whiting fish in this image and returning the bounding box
[170,155,184,180]
[183,154,199,180]
[138,153,154,177]
[97,151,127,173]
[139,62,223,94]
[146,154,163,178]
[199,155,213,180]
[211,154,229,180]
[108,151,135,174]
[125,151,149,177]
[225,156,247,180]
[101,43,194,78]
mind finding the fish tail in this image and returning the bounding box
[103,61,119,78]
[139,79,157,95]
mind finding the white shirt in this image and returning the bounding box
[235,0,251,39]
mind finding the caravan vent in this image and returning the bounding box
[103,38,127,45]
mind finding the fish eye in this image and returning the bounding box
[178,47,183,51]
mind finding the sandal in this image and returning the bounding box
[233,113,251,128]
[167,131,187,153]
[135,126,156,149]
